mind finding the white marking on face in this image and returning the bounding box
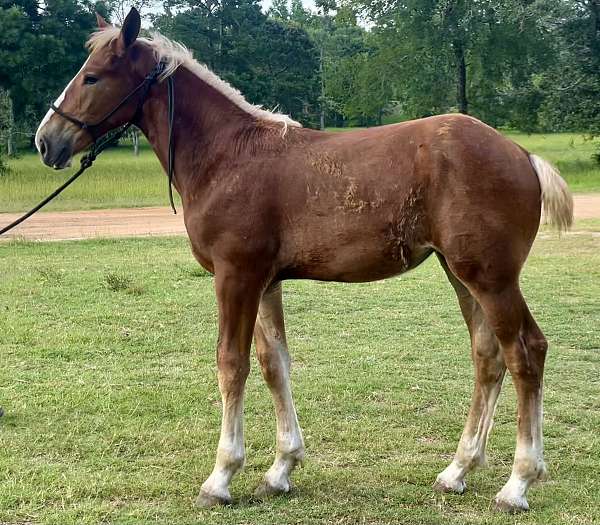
[35,57,90,153]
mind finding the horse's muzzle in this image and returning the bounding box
[38,132,73,170]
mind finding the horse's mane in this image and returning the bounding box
[86,28,302,132]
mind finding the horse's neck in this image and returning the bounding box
[138,67,253,200]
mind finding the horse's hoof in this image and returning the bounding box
[433,476,466,495]
[195,490,232,508]
[494,493,529,513]
[253,479,291,499]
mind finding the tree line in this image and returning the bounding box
[0,0,598,154]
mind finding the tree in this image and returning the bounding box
[320,8,391,126]
[0,0,99,149]
[153,0,320,125]
[538,0,600,137]
[356,0,555,126]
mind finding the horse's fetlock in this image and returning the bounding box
[279,442,305,465]
[514,454,545,482]
[217,447,245,471]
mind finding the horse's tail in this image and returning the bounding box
[529,153,573,231]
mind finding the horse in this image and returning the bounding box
[34,8,573,513]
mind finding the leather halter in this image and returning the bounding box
[0,61,177,236]
[51,60,177,213]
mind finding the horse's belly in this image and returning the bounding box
[282,227,432,283]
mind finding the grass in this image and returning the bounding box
[0,233,599,524]
[1,130,599,214]
[0,144,175,213]
[505,132,600,192]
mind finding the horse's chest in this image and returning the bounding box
[183,213,216,274]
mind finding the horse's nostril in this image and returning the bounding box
[39,138,47,157]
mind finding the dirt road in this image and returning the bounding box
[0,194,598,242]
[0,207,186,241]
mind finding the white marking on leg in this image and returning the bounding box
[436,369,504,492]
[35,58,89,152]
[255,290,304,494]
[200,388,245,502]
[496,387,546,510]
[263,356,304,492]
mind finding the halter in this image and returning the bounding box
[0,60,177,236]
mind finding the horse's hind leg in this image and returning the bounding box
[253,282,305,497]
[434,256,506,494]
[475,288,548,512]
[441,249,548,512]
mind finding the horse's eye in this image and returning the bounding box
[83,75,98,85]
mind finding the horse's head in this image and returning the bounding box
[35,8,153,169]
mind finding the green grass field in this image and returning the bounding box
[1,233,598,524]
[1,131,599,213]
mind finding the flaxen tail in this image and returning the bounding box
[529,154,573,231]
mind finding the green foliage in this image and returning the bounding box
[1,0,600,146]
[104,271,145,294]
[357,0,556,126]
[0,150,10,176]
[537,1,600,137]
[153,0,320,125]
[0,0,98,141]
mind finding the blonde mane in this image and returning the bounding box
[86,28,302,131]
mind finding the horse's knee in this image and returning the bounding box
[525,329,548,360]
[217,345,250,390]
[257,340,289,388]
[257,347,281,382]
[471,318,504,383]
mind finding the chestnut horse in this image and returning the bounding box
[35,8,573,513]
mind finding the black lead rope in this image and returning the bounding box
[0,125,132,236]
[166,75,176,214]
[0,152,94,236]
[0,61,177,236]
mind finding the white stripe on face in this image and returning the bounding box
[35,57,90,152]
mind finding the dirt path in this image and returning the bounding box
[0,207,185,241]
[0,194,598,242]
[571,194,600,219]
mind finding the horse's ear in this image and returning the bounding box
[96,12,109,29]
[118,7,141,50]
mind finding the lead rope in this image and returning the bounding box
[0,62,176,236]
[0,126,128,236]
[166,75,176,214]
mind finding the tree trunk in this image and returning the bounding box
[455,44,468,115]
[132,129,140,156]
[6,95,14,157]
[319,44,325,130]
[590,0,600,47]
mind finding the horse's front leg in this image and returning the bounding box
[253,282,305,498]
[196,270,262,508]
